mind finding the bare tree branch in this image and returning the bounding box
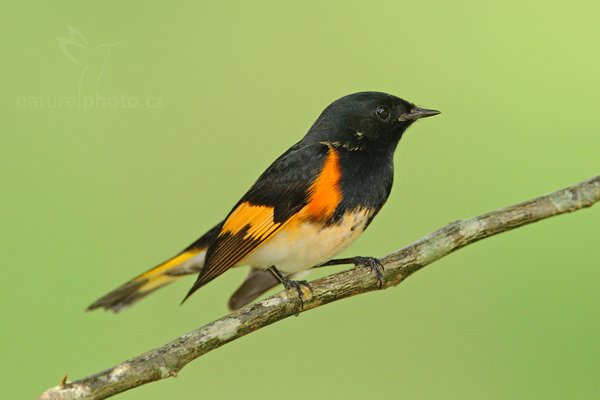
[40,175,600,400]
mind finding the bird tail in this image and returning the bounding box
[87,224,220,313]
[86,248,207,313]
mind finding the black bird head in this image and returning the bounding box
[304,91,440,152]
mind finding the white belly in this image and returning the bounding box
[239,208,373,275]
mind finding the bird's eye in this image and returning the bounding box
[375,105,390,121]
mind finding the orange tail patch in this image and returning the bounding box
[87,248,206,313]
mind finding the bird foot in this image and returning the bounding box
[352,256,385,288]
[268,266,312,312]
[282,279,312,309]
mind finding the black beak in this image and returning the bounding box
[400,106,441,121]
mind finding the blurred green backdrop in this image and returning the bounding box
[2,1,599,399]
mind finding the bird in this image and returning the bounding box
[87,91,440,313]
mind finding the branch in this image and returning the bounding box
[40,175,600,400]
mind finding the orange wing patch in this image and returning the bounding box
[186,203,289,295]
[221,202,281,240]
[301,145,342,221]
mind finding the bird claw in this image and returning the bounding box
[283,279,312,309]
[352,256,385,288]
[268,267,313,314]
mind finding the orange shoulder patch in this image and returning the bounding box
[301,145,342,221]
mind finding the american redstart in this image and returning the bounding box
[88,92,439,312]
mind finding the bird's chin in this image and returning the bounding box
[382,125,409,150]
[394,121,413,136]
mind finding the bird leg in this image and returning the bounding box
[268,266,312,308]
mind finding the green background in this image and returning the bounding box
[2,1,599,399]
